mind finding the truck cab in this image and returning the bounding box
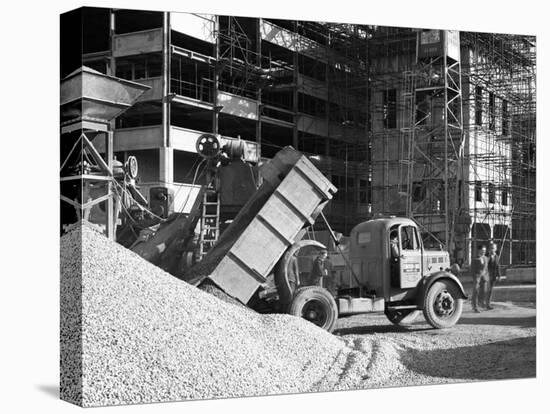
[349,217,450,300]
[330,216,466,327]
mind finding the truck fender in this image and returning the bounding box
[274,240,327,306]
[417,271,468,307]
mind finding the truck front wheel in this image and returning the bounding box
[288,286,338,332]
[423,280,463,329]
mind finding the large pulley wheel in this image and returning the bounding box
[125,155,139,179]
[385,309,421,327]
[423,280,463,329]
[196,134,221,159]
[288,286,338,332]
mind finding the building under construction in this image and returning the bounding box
[61,8,536,266]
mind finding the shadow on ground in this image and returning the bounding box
[335,311,535,335]
[458,315,535,328]
[400,336,536,380]
[334,323,433,336]
[36,384,59,399]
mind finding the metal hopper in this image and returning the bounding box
[60,66,150,126]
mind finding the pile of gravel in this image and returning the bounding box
[64,223,527,407]
[60,224,358,407]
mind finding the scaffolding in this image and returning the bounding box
[368,27,418,219]
[257,19,372,233]
[97,9,536,265]
[369,28,536,266]
[461,32,536,265]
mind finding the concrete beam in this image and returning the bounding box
[97,126,164,152]
[113,29,163,58]
[218,91,259,120]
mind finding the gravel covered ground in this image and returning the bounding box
[61,223,536,407]
[333,286,536,388]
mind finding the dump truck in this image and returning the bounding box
[60,68,466,335]
[182,146,467,332]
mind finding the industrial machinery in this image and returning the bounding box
[59,67,257,273]
[60,67,151,238]
[126,132,258,275]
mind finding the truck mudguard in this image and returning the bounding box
[417,271,468,306]
[274,240,327,306]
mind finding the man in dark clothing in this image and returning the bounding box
[310,250,328,287]
[390,230,400,260]
[287,253,300,293]
[485,242,501,310]
[390,229,400,287]
[471,245,489,313]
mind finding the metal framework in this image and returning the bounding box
[461,32,536,265]
[408,41,465,256]
[369,28,535,266]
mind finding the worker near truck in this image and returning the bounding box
[471,244,489,313]
[485,242,501,310]
[287,252,300,293]
[389,228,400,286]
[390,229,400,259]
[310,250,329,287]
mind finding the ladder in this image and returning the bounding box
[198,188,221,260]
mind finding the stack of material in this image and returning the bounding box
[60,224,351,407]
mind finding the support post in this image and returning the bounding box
[106,130,114,240]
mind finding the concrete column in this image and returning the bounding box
[108,10,116,77]
[162,12,171,147]
[160,12,172,191]
[159,147,174,184]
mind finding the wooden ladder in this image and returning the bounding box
[198,188,221,260]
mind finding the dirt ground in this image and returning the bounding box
[331,284,536,387]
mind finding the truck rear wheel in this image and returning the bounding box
[423,280,463,329]
[288,286,338,332]
[385,309,421,326]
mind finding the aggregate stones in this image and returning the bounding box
[60,223,536,407]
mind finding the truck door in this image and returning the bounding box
[398,225,422,288]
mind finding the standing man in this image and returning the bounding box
[485,242,501,310]
[287,252,300,294]
[471,245,489,313]
[390,229,400,286]
[310,249,329,287]
[390,229,400,260]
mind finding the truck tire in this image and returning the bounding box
[385,309,421,326]
[288,286,338,332]
[423,280,463,329]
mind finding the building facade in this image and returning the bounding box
[61,8,536,266]
[62,8,371,233]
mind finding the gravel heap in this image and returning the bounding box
[60,224,354,407]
